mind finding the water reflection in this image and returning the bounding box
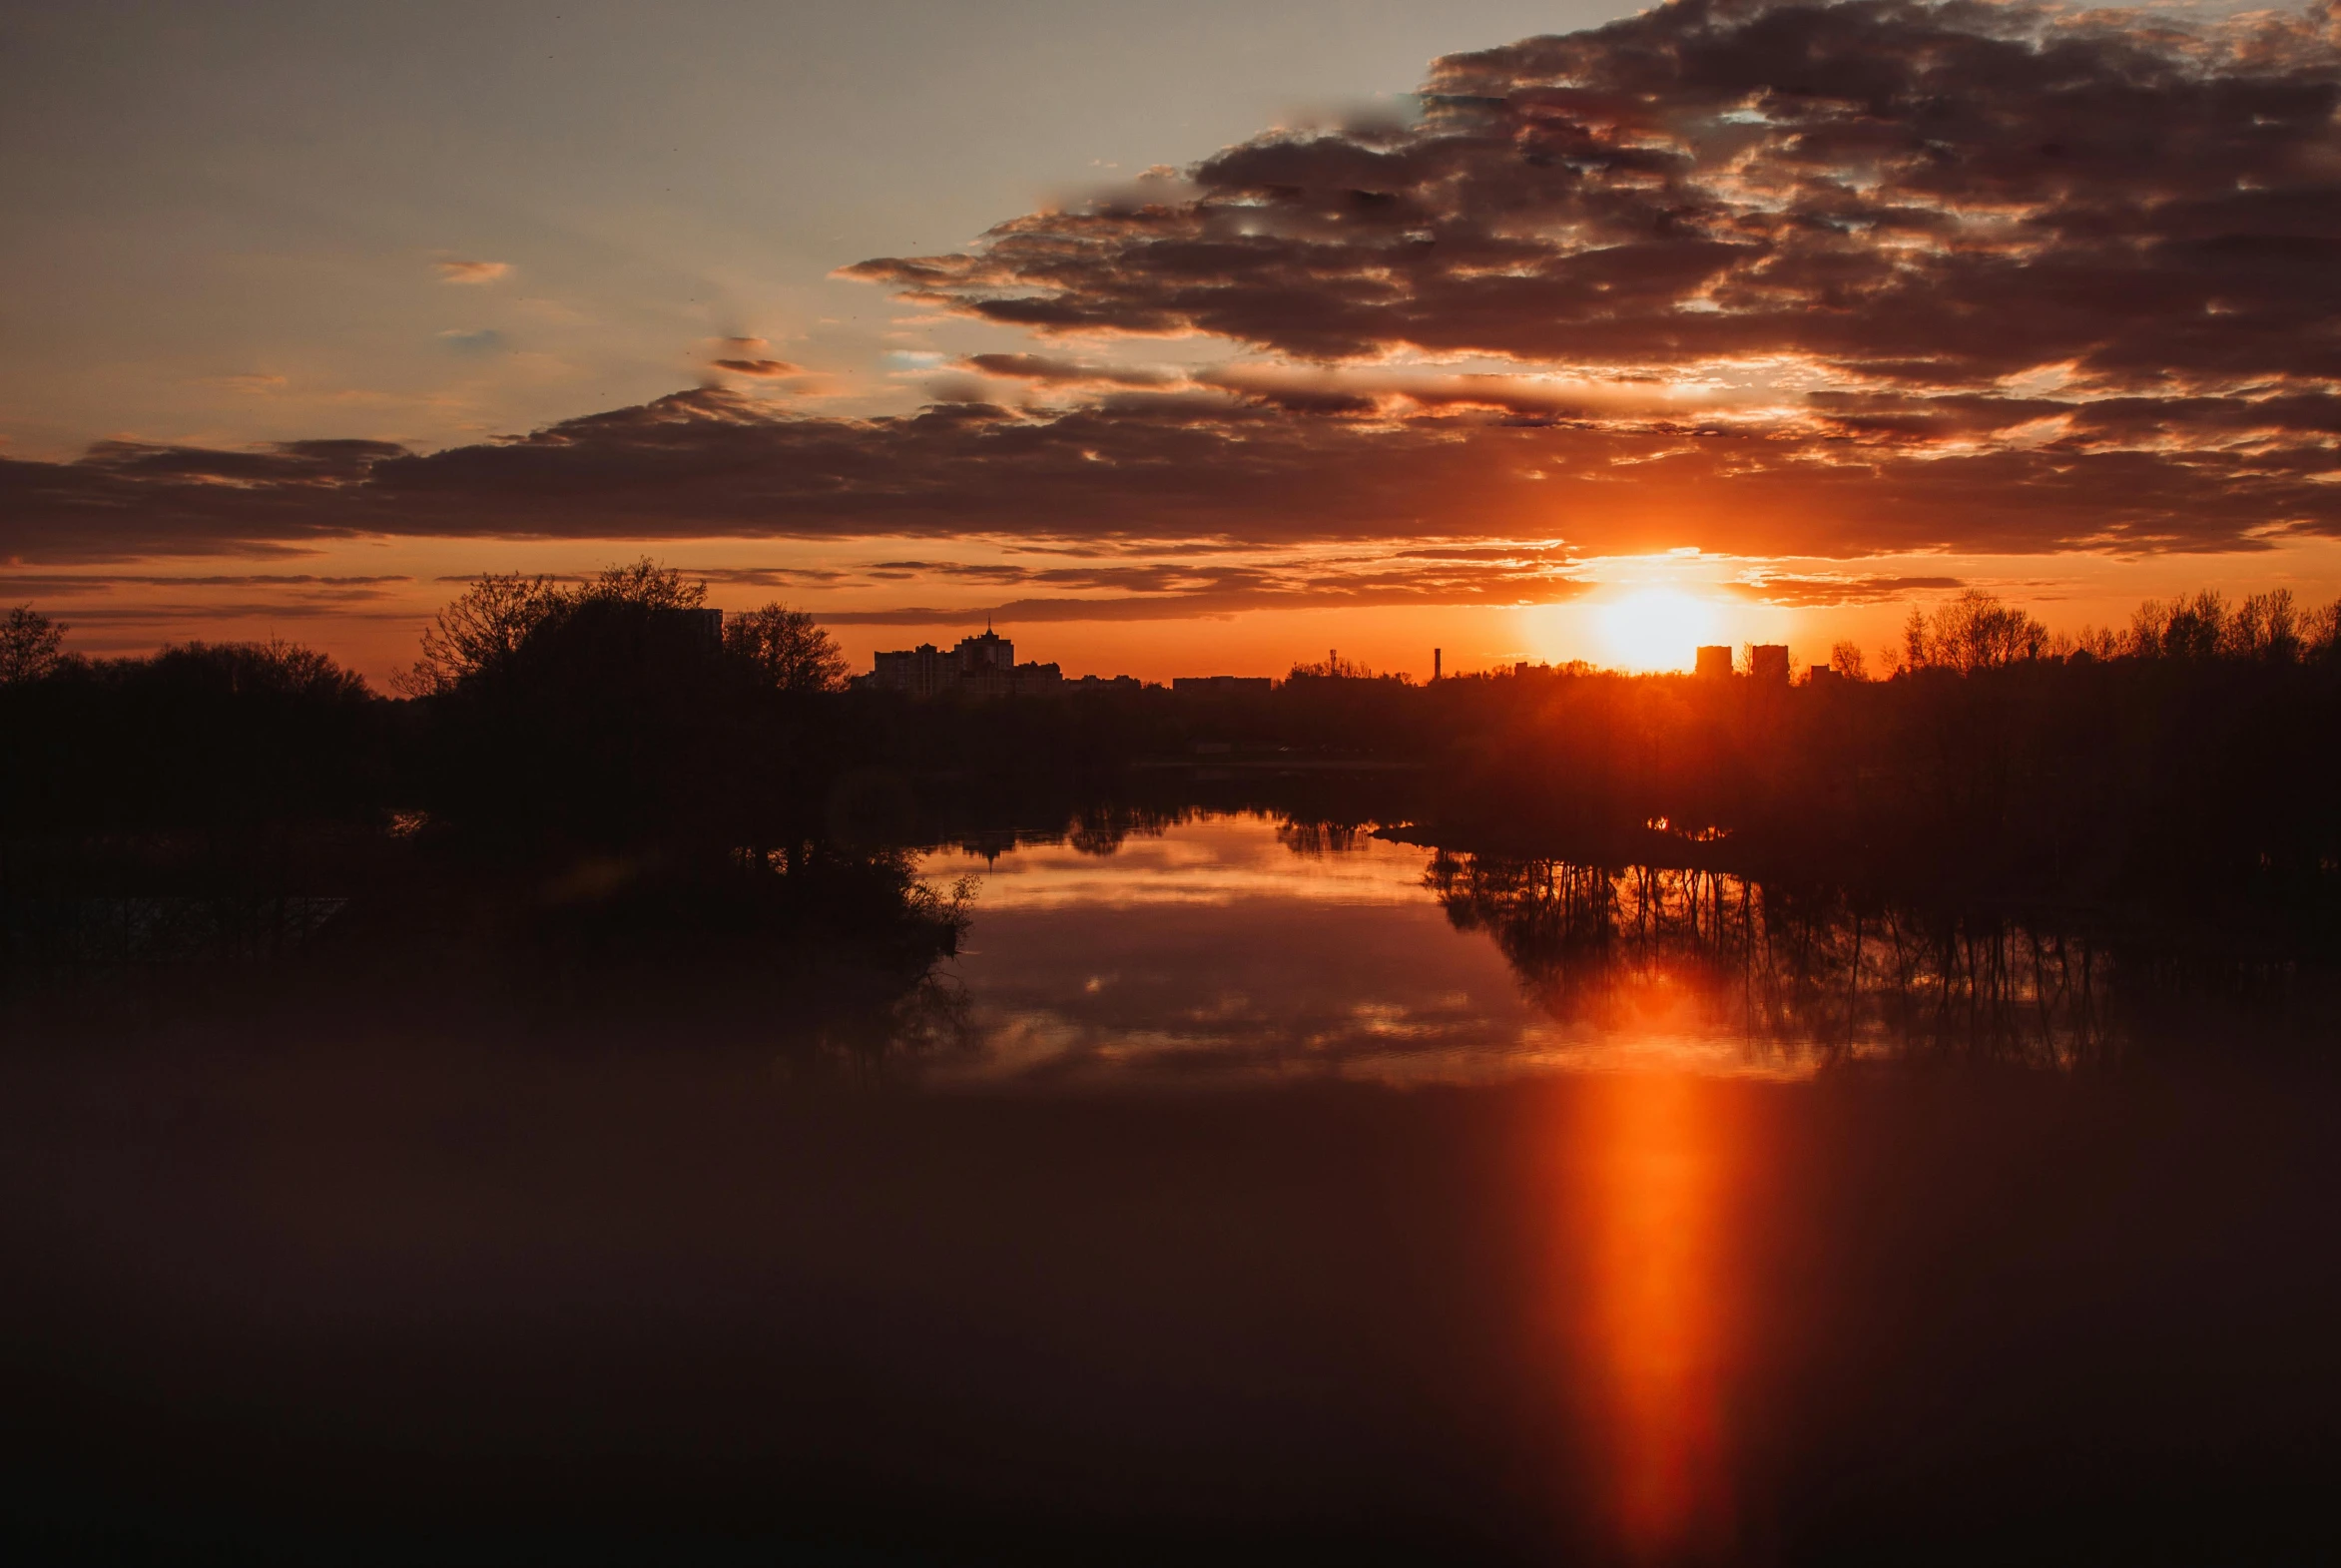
[917,815,1553,1088]
[1574,1073,1734,1559]
[917,812,2153,1086]
[4,817,2336,1563]
[1433,853,2119,1068]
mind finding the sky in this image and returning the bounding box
[4,0,2339,684]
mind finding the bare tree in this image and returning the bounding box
[725,603,848,692]
[2226,589,2299,660]
[0,605,66,686]
[1897,590,2049,674]
[1828,640,1867,681]
[1290,649,1376,680]
[583,558,705,610]
[394,573,569,696]
[2130,590,2230,660]
[395,559,715,696]
[2306,597,2341,659]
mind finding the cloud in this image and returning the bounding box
[1731,572,1966,606]
[438,328,510,354]
[961,353,1181,389]
[5,381,2337,566]
[0,573,419,630]
[812,555,1593,624]
[710,357,808,377]
[846,0,2341,403]
[29,601,424,626]
[425,565,852,588]
[435,260,511,284]
[0,574,409,591]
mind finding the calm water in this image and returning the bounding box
[919,812,2132,1084]
[2,814,2336,1563]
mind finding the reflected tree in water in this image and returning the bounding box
[1429,852,2120,1066]
[1275,819,1366,856]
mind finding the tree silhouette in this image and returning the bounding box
[395,573,568,696]
[726,603,848,692]
[1895,590,2049,674]
[1,606,66,686]
[1288,650,1381,681]
[396,559,709,698]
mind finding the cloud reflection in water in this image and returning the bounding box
[917,814,1821,1088]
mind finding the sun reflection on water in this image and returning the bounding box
[1576,1072,1735,1559]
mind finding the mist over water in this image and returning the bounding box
[5,809,2335,1563]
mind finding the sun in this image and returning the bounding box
[1594,589,1722,673]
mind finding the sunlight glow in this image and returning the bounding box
[1595,590,1722,673]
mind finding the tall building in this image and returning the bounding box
[954,628,1013,676]
[1750,644,1791,685]
[870,643,957,698]
[865,626,1062,697]
[1695,645,1734,679]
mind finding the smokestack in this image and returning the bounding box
[1434,648,1442,681]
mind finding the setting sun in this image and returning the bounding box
[1595,590,1722,673]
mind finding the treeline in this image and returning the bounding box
[1,622,381,830]
[0,565,854,839]
[0,572,968,1001]
[1193,597,2341,935]
[5,577,2341,943]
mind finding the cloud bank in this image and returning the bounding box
[5,0,2338,597]
[852,0,2341,389]
[11,379,2332,566]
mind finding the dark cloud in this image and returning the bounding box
[814,554,1592,625]
[0,573,419,629]
[5,383,2336,566]
[0,574,410,590]
[422,566,852,588]
[1732,572,1965,606]
[710,358,807,377]
[848,0,2341,398]
[25,601,423,626]
[960,353,1179,388]
[692,565,854,586]
[1394,544,1570,562]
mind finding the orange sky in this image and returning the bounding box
[17,530,2341,689]
[7,0,2339,686]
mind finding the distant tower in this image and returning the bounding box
[1695,645,1734,679]
[954,627,1013,674]
[1434,648,1442,681]
[1750,645,1791,685]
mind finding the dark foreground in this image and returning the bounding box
[2,1027,2336,1565]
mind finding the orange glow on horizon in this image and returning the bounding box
[1592,589,1724,673]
